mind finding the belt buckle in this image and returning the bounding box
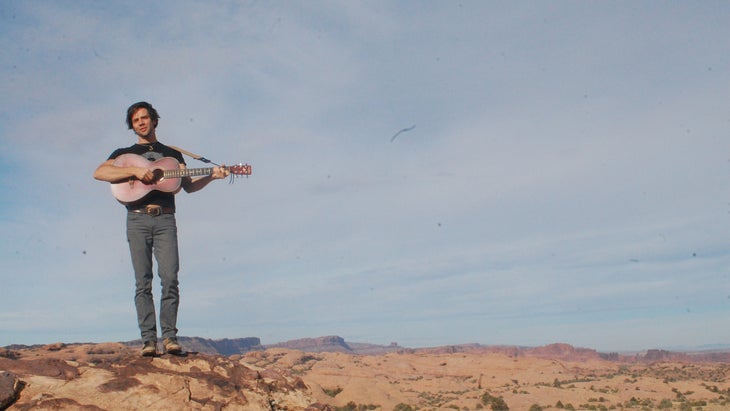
[146,206,162,216]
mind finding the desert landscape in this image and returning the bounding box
[2,337,729,410]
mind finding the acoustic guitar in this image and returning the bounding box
[110,153,251,204]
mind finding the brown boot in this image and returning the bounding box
[141,340,157,357]
[163,337,182,355]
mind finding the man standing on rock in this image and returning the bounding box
[93,101,229,356]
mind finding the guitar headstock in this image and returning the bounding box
[228,163,252,176]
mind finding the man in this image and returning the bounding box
[94,101,229,356]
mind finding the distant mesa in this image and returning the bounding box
[266,335,352,353]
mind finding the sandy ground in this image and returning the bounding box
[243,348,730,410]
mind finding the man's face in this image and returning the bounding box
[131,108,155,138]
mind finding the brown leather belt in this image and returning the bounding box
[129,205,175,216]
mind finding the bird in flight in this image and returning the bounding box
[390,124,416,142]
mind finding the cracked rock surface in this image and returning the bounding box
[0,342,325,410]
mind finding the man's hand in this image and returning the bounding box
[180,164,230,193]
[134,167,155,184]
[211,165,230,180]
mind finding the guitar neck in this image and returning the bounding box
[163,167,220,179]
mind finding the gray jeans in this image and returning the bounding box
[126,212,180,342]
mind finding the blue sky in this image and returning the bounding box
[1,1,728,352]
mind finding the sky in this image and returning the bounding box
[1,1,729,353]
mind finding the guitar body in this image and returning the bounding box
[110,154,183,204]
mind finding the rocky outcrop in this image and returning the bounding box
[176,336,264,356]
[526,343,603,361]
[629,349,730,363]
[0,370,22,410]
[643,349,676,362]
[265,337,406,355]
[0,342,324,410]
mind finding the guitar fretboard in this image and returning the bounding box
[163,167,219,179]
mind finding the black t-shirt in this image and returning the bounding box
[107,142,186,210]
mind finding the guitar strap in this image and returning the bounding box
[166,145,219,166]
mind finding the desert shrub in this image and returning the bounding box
[658,398,673,409]
[480,393,509,410]
[528,405,543,411]
[334,402,357,411]
[335,404,378,411]
[323,386,343,397]
[625,397,654,408]
[480,393,491,405]
[490,398,509,411]
[393,404,415,411]
[298,354,318,363]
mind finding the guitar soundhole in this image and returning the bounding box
[152,168,165,182]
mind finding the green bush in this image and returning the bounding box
[323,387,343,397]
[334,402,357,411]
[480,392,509,410]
